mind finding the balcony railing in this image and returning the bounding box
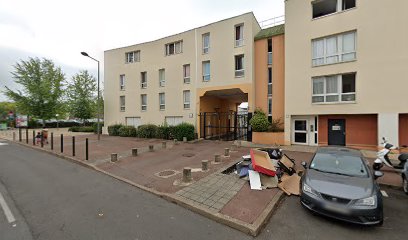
[259,15,285,29]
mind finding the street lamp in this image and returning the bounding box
[81,51,101,141]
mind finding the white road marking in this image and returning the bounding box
[0,191,16,223]
[381,190,389,197]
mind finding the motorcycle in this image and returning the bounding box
[373,137,408,171]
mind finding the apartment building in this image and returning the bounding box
[285,0,408,147]
[104,13,260,136]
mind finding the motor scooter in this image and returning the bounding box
[373,137,408,171]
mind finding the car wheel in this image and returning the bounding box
[403,175,408,195]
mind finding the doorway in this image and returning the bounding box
[328,119,346,146]
[293,119,308,145]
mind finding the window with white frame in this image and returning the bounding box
[165,116,183,126]
[312,31,356,66]
[125,51,140,63]
[126,117,141,128]
[183,64,190,84]
[141,72,147,89]
[235,55,244,77]
[268,38,272,65]
[165,41,183,56]
[120,96,125,111]
[312,0,356,19]
[312,73,356,103]
[235,24,244,47]
[141,94,147,111]
[268,67,272,95]
[183,90,190,109]
[159,69,165,87]
[119,74,125,90]
[159,93,165,110]
[202,61,210,81]
[202,33,210,54]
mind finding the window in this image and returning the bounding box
[165,116,183,126]
[268,67,272,95]
[159,69,165,87]
[312,73,356,103]
[202,61,210,81]
[119,74,125,90]
[165,41,183,56]
[159,93,165,110]
[202,33,210,54]
[235,55,245,77]
[141,94,147,111]
[120,96,125,111]
[312,31,356,66]
[183,64,190,84]
[268,97,272,117]
[141,72,147,89]
[235,24,244,47]
[268,38,272,65]
[125,51,140,63]
[183,90,190,109]
[126,117,141,128]
[312,0,356,19]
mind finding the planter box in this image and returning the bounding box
[252,132,285,145]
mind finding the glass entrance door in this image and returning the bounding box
[293,120,308,144]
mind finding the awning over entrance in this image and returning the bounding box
[202,88,248,103]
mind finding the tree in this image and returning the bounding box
[4,58,65,126]
[0,102,16,126]
[66,70,97,122]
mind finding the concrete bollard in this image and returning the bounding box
[149,145,154,152]
[174,139,179,145]
[214,154,221,163]
[111,153,118,162]
[183,137,187,143]
[182,167,192,183]
[202,160,209,171]
[237,140,242,148]
[224,148,230,157]
[132,148,138,156]
[162,141,167,149]
[230,145,236,151]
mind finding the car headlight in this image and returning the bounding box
[303,183,319,197]
[355,196,376,206]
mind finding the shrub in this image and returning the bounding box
[268,118,284,132]
[68,126,94,132]
[108,124,124,136]
[249,109,269,132]
[93,122,104,134]
[157,123,171,139]
[118,126,137,137]
[172,123,195,141]
[137,124,158,138]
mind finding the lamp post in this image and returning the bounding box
[81,51,101,141]
[56,114,59,130]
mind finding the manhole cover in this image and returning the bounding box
[154,169,180,178]
[182,153,195,157]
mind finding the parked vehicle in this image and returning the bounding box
[373,137,408,171]
[402,160,408,195]
[300,147,384,225]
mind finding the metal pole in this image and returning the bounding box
[97,60,101,141]
[19,128,22,142]
[25,129,28,144]
[72,136,75,156]
[85,138,89,160]
[32,130,35,145]
[51,132,54,150]
[61,134,64,153]
[13,132,15,141]
[41,133,44,148]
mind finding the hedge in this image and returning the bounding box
[249,109,270,132]
[172,123,195,141]
[118,126,137,137]
[68,126,94,132]
[108,124,124,136]
[137,124,158,138]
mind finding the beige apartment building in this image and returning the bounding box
[104,13,261,137]
[285,0,408,147]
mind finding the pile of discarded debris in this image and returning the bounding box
[235,148,301,196]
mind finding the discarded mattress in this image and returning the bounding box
[250,149,276,176]
[278,173,301,196]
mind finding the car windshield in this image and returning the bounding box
[310,152,368,177]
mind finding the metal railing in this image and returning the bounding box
[259,15,285,29]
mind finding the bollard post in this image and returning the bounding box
[60,134,64,153]
[202,160,209,171]
[224,148,230,157]
[214,154,221,163]
[237,140,242,148]
[85,138,89,160]
[13,132,16,141]
[72,136,75,156]
[182,167,192,183]
[111,153,118,162]
[19,128,22,142]
[32,130,35,145]
[132,148,138,156]
[51,132,54,150]
[41,133,44,148]
[149,145,154,152]
[162,141,167,149]
[174,139,179,145]
[183,137,187,143]
[25,129,28,144]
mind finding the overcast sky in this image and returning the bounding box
[0,0,284,101]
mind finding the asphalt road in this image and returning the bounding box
[1,140,407,240]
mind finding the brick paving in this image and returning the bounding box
[176,173,245,212]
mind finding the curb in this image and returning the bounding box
[5,138,286,236]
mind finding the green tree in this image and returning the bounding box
[4,58,65,126]
[0,102,16,124]
[66,70,97,122]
